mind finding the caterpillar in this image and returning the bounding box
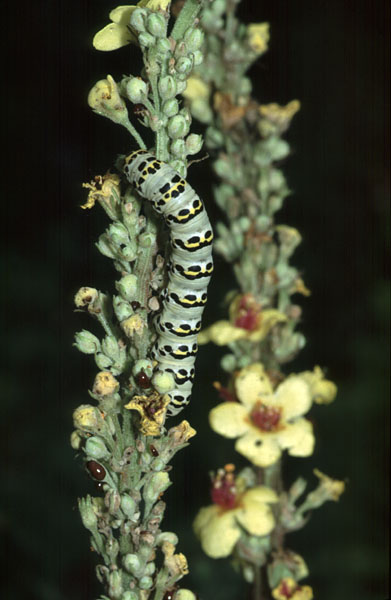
[123,150,213,415]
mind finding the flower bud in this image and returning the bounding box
[130,7,147,32]
[74,330,101,354]
[184,27,204,52]
[139,232,155,247]
[151,370,175,394]
[139,576,153,590]
[156,531,179,546]
[169,159,187,177]
[167,115,189,139]
[175,591,198,600]
[220,353,237,372]
[78,495,98,530]
[101,336,121,361]
[176,80,187,95]
[126,77,148,104]
[162,98,179,117]
[144,472,171,504]
[108,222,130,246]
[85,436,109,460]
[73,405,103,433]
[138,32,155,47]
[95,352,113,370]
[171,139,186,158]
[116,274,138,301]
[121,493,137,518]
[132,359,154,378]
[123,553,142,576]
[185,133,203,155]
[113,296,133,321]
[96,234,116,259]
[88,75,129,126]
[122,592,138,600]
[146,13,166,37]
[151,457,165,471]
[193,50,204,66]
[70,430,83,450]
[93,371,119,396]
[144,562,156,576]
[156,37,171,56]
[108,570,123,600]
[158,75,177,100]
[175,56,193,75]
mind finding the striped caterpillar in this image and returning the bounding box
[124,150,213,415]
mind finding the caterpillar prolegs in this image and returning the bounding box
[124,150,213,415]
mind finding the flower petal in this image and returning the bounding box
[209,402,249,438]
[109,6,136,25]
[235,429,281,467]
[93,23,134,51]
[247,309,287,342]
[193,506,240,558]
[198,321,246,345]
[276,376,312,420]
[235,363,273,409]
[278,419,315,457]
[236,495,275,536]
[244,486,278,505]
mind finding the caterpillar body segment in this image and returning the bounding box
[124,150,213,414]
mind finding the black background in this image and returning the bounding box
[0,1,389,599]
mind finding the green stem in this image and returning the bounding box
[124,117,147,149]
[171,0,204,41]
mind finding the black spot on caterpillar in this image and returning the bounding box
[124,150,213,415]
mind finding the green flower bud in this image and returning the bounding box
[132,359,154,378]
[185,133,203,155]
[88,75,130,127]
[205,126,224,148]
[238,216,251,231]
[156,38,171,56]
[95,351,113,370]
[171,139,186,158]
[256,215,272,232]
[239,76,252,96]
[139,232,155,247]
[106,537,120,562]
[175,56,193,74]
[108,222,129,246]
[192,49,204,66]
[123,553,142,576]
[74,330,101,354]
[126,77,148,104]
[122,592,138,600]
[113,296,133,321]
[144,472,171,504]
[169,159,187,177]
[139,576,153,590]
[130,7,147,32]
[101,335,120,361]
[189,99,213,123]
[70,430,83,450]
[167,114,189,139]
[162,98,179,117]
[144,562,156,576]
[156,531,179,545]
[146,13,166,37]
[96,234,116,259]
[152,370,175,393]
[121,494,137,518]
[108,570,123,600]
[78,495,98,530]
[116,274,138,301]
[151,458,165,471]
[220,353,237,372]
[184,27,204,52]
[175,591,197,600]
[158,75,177,100]
[85,436,109,460]
[176,80,187,95]
[138,32,155,47]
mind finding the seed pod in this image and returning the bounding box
[146,13,166,37]
[158,75,177,100]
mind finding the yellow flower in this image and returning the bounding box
[272,577,313,600]
[209,363,315,467]
[313,469,345,501]
[299,366,337,404]
[259,100,301,135]
[124,391,170,436]
[168,420,197,445]
[121,314,145,337]
[93,2,170,51]
[198,293,286,346]
[82,173,121,209]
[73,404,104,432]
[247,23,270,55]
[74,286,98,308]
[194,465,277,558]
[93,371,119,396]
[182,76,210,102]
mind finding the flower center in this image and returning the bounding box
[211,464,238,510]
[234,295,260,331]
[278,579,302,598]
[251,402,281,432]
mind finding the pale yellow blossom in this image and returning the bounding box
[122,314,145,337]
[299,366,337,404]
[247,23,270,55]
[209,363,315,467]
[182,76,210,102]
[313,469,345,501]
[124,391,170,436]
[93,371,119,396]
[272,577,313,600]
[74,286,98,308]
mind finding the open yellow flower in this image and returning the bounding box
[299,365,337,404]
[193,465,277,558]
[209,363,315,467]
[198,293,286,346]
[93,2,170,51]
[272,577,313,600]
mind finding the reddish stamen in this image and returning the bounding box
[251,402,281,432]
[211,467,237,510]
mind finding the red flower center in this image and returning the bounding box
[279,580,301,598]
[234,295,260,331]
[251,402,281,432]
[211,466,237,510]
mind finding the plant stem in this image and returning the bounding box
[171,0,203,41]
